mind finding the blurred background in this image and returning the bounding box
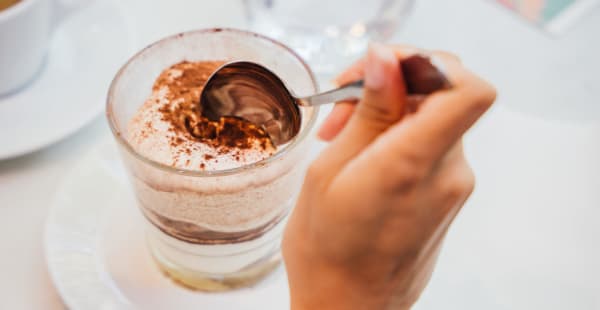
[1,0,599,309]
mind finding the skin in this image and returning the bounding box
[282,44,497,310]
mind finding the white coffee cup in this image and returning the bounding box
[0,0,82,95]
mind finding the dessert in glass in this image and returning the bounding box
[106,28,319,291]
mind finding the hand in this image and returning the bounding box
[282,44,496,310]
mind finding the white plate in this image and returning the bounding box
[0,0,135,159]
[44,139,298,310]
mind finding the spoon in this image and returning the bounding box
[200,54,452,146]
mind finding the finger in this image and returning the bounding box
[319,45,429,141]
[317,101,355,141]
[355,53,495,187]
[312,43,408,181]
[392,55,496,163]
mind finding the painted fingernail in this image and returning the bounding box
[365,42,396,90]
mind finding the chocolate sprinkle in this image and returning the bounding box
[154,61,275,156]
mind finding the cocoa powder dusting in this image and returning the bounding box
[155,61,275,157]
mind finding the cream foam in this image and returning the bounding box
[127,87,274,172]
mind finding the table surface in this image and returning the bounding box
[1,0,599,309]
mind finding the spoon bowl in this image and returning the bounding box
[201,62,300,146]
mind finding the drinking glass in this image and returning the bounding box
[244,0,415,76]
[106,29,319,291]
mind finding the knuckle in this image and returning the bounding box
[471,78,497,109]
[382,152,431,193]
[459,71,497,110]
[444,164,476,202]
[434,58,497,115]
[356,102,399,130]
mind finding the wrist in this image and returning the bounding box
[286,266,390,310]
[286,263,419,310]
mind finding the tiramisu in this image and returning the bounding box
[125,60,307,289]
[107,28,319,291]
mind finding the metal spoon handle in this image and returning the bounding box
[297,80,364,106]
[296,55,452,107]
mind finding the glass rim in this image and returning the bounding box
[106,28,320,177]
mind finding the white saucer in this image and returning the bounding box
[44,139,297,310]
[0,0,135,159]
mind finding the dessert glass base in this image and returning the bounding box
[150,241,281,291]
[145,216,287,291]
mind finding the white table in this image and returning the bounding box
[1,0,599,309]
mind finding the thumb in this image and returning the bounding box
[312,43,407,182]
[359,42,407,128]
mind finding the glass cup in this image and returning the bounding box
[106,29,319,291]
[244,0,415,76]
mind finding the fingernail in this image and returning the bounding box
[365,43,396,90]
